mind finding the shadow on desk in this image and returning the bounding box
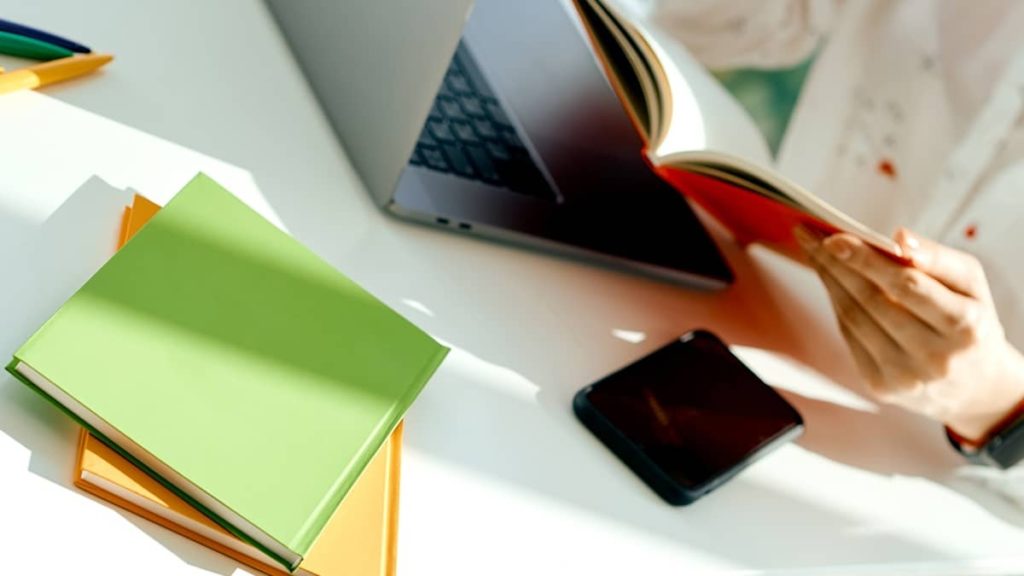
[0,176,133,491]
[0,177,244,576]
[405,346,958,568]
[0,379,240,576]
[365,216,1024,566]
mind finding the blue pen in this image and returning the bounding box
[0,18,90,54]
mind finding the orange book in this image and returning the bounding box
[74,195,402,576]
[570,0,906,262]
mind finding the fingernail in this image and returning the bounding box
[793,226,815,250]
[824,236,853,260]
[902,230,920,250]
[898,228,919,252]
[896,228,922,263]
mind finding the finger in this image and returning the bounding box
[838,323,884,394]
[812,261,901,368]
[816,268,921,398]
[805,232,941,350]
[822,233,979,335]
[896,229,989,299]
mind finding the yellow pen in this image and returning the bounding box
[0,53,112,95]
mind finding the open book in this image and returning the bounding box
[570,0,903,259]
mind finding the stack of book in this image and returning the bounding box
[6,175,448,575]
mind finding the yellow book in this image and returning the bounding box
[73,195,401,576]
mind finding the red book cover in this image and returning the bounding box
[653,165,840,261]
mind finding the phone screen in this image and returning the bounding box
[582,331,801,492]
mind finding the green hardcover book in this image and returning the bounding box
[6,174,448,571]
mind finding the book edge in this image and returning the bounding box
[72,459,289,576]
[653,155,902,257]
[5,360,299,571]
[384,421,404,576]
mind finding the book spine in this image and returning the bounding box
[570,0,651,144]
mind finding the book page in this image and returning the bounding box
[573,0,660,141]
[597,1,774,169]
[682,163,800,209]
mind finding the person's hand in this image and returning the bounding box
[794,226,1024,442]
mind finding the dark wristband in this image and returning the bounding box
[946,414,1024,469]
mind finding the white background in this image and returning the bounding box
[2,1,1024,575]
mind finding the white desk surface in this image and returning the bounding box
[2,1,1024,575]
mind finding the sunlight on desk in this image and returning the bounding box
[612,329,648,344]
[731,345,878,414]
[0,91,272,228]
[401,298,437,318]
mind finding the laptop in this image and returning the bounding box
[264,0,733,289]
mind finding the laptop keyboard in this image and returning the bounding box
[409,42,557,200]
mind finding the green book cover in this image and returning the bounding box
[6,174,448,570]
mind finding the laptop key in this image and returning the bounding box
[460,95,485,117]
[465,145,500,183]
[417,127,437,147]
[420,146,449,172]
[409,147,424,166]
[428,120,455,142]
[438,97,464,120]
[451,121,479,143]
[454,44,495,99]
[442,144,475,177]
[485,99,512,127]
[473,118,498,140]
[486,141,511,161]
[448,71,472,94]
[428,100,444,121]
[438,74,455,98]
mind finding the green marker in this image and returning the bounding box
[0,31,73,60]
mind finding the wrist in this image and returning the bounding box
[945,343,1024,444]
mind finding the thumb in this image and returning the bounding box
[896,228,987,298]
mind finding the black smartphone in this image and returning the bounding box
[574,330,803,505]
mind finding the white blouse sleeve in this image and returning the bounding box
[636,0,839,70]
